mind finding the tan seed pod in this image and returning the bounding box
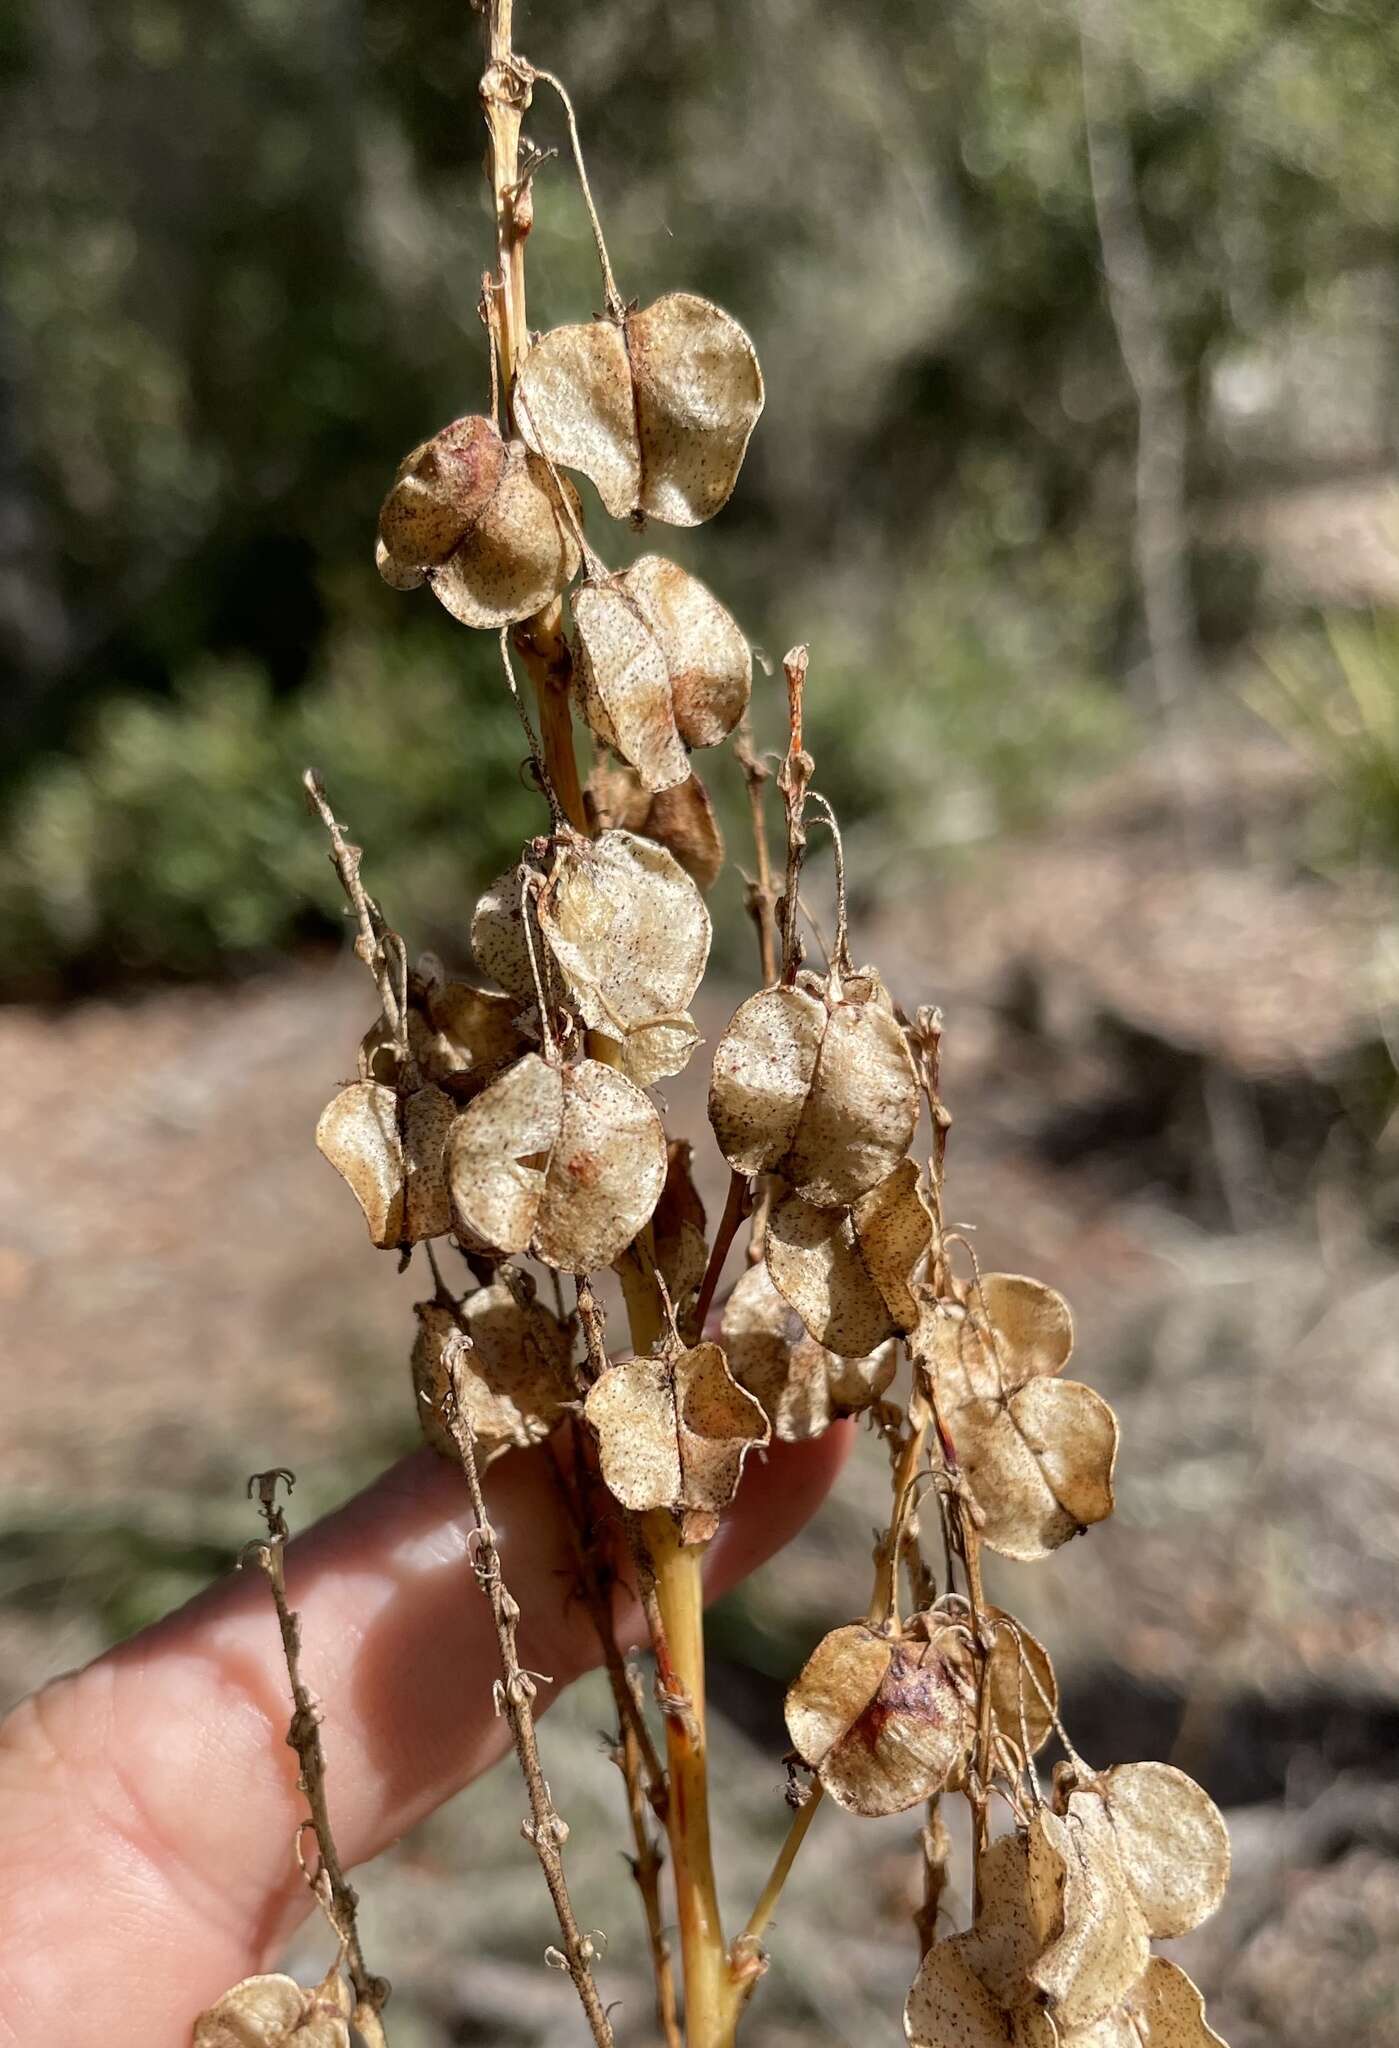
[448,1052,666,1273]
[765,1161,930,1358]
[1027,1796,1151,2032]
[721,1261,894,1440]
[315,1080,453,1248]
[1081,1761,1231,1940]
[1118,1958,1228,2047]
[621,555,751,748]
[938,1600,1058,1786]
[194,1967,352,2048]
[926,1280,1118,1562]
[955,1833,1048,2011]
[709,975,918,1210]
[516,292,764,526]
[377,417,580,628]
[412,1283,572,1461]
[573,577,690,793]
[534,829,711,1044]
[652,1140,709,1306]
[903,1938,1022,2048]
[641,771,725,893]
[583,1339,769,1543]
[422,981,531,1098]
[785,1616,977,1817]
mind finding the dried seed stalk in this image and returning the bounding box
[441,1343,615,2048]
[244,1471,390,2048]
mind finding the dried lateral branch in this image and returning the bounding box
[230,1472,389,2048]
[440,1338,615,2048]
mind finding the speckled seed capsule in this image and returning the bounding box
[516,291,764,526]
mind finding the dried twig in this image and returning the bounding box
[244,1470,390,2048]
[439,1344,615,2048]
[732,717,779,988]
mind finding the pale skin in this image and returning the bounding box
[0,1427,850,2047]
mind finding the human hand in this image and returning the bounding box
[0,1428,850,2047]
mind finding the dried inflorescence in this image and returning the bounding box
[285,20,1237,2048]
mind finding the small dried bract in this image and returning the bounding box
[924,1274,1119,1561]
[584,1336,769,1544]
[376,414,581,626]
[516,291,764,526]
[448,1051,666,1272]
[785,1613,977,1817]
[766,1158,933,1357]
[572,557,751,792]
[651,1139,709,1307]
[315,1080,454,1249]
[193,1967,352,2048]
[720,1261,894,1440]
[709,969,919,1210]
[473,828,710,1085]
[413,1280,573,1461]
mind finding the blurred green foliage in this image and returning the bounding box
[2,0,1398,989]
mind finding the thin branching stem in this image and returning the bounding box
[441,1345,615,2048]
[244,1472,390,2048]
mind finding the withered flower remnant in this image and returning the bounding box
[926,1275,1119,1561]
[720,1261,895,1440]
[583,1337,769,1544]
[709,970,919,1210]
[376,414,580,627]
[412,1281,573,1462]
[516,291,764,526]
[784,1614,978,1817]
[447,1050,666,1272]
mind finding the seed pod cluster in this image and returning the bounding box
[904,1762,1231,2048]
[720,1262,895,1440]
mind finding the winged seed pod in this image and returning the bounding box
[472,828,710,1085]
[709,971,919,1210]
[765,1158,933,1357]
[193,1967,352,2048]
[448,1051,666,1272]
[412,1282,572,1461]
[720,1261,895,1439]
[315,1080,454,1248]
[585,761,726,895]
[924,1275,1119,1561]
[515,291,764,526]
[583,1337,769,1544]
[1027,1796,1151,2030]
[572,558,751,793]
[375,414,580,627]
[1057,1761,1231,1940]
[785,1614,977,1817]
